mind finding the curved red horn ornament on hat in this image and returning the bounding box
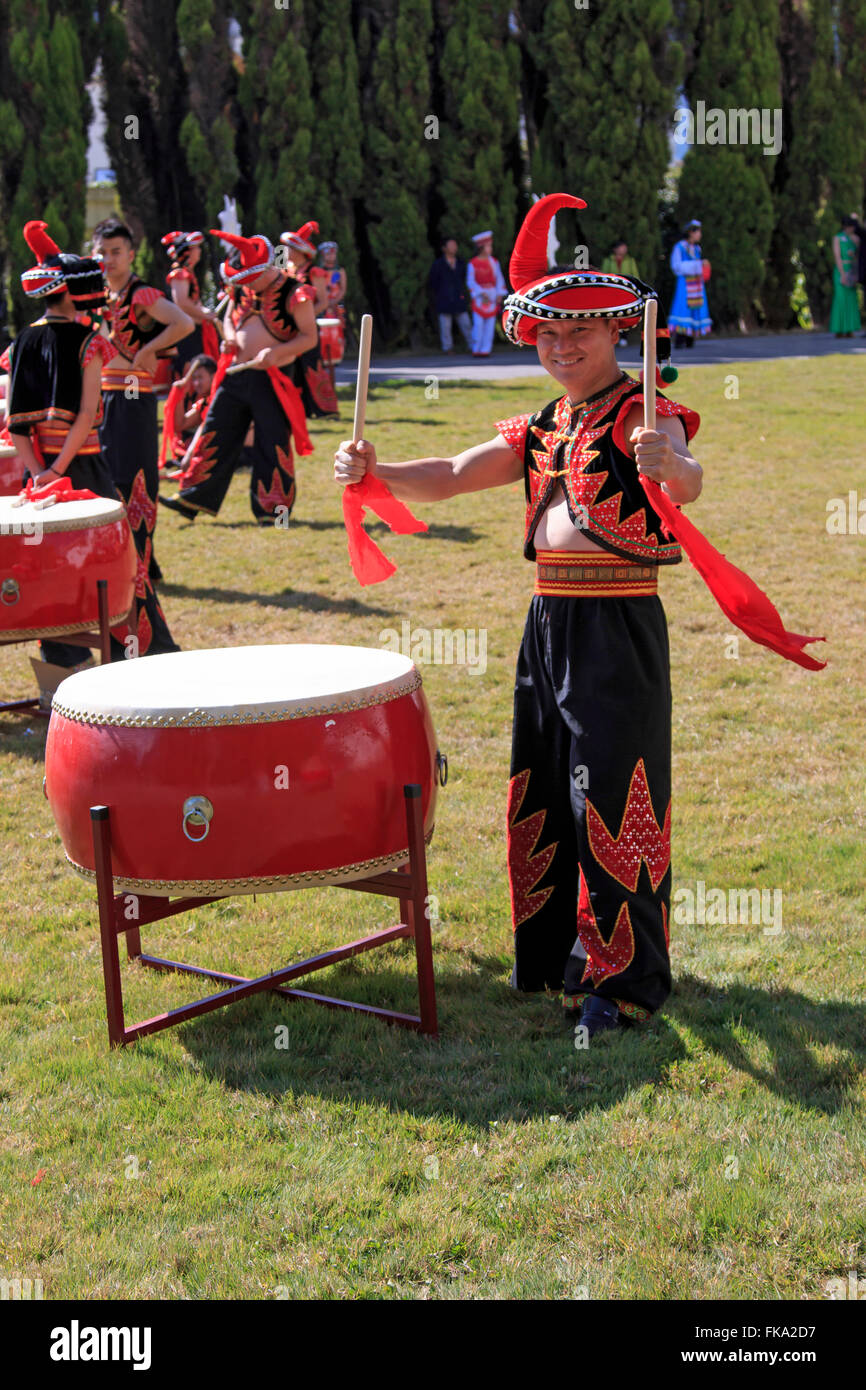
[508,193,587,290]
[502,193,656,347]
[210,228,274,283]
[23,220,62,262]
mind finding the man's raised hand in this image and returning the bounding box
[334,439,377,487]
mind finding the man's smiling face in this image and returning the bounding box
[535,317,621,400]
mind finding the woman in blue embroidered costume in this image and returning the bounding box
[669,219,712,347]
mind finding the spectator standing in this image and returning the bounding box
[429,237,472,353]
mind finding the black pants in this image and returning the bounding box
[290,349,338,418]
[508,594,673,1021]
[177,369,296,520]
[32,451,178,665]
[99,388,167,590]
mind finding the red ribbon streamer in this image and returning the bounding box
[342,474,428,586]
[264,367,313,457]
[159,380,186,467]
[201,317,220,362]
[640,475,826,671]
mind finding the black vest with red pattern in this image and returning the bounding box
[106,275,168,361]
[230,271,303,342]
[504,373,699,565]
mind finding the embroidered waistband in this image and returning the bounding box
[101,365,154,393]
[535,550,659,597]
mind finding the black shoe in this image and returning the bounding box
[575,995,623,1038]
[159,495,197,521]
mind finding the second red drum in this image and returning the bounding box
[44,644,440,896]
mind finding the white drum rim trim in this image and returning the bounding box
[0,496,126,532]
[50,643,424,727]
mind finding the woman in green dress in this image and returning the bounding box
[830,216,861,337]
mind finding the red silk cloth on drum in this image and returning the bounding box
[342,475,427,586]
[19,475,101,504]
[639,475,826,670]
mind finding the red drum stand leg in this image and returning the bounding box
[88,785,440,1049]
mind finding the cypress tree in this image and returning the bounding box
[176,0,239,230]
[430,0,521,270]
[299,0,363,323]
[673,0,781,328]
[0,0,90,330]
[96,0,204,281]
[524,0,682,285]
[357,0,435,345]
[236,2,318,236]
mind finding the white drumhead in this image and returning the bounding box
[0,442,17,458]
[0,494,125,532]
[52,644,421,726]
[316,318,341,326]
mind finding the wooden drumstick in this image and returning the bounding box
[643,296,657,433]
[353,313,373,444]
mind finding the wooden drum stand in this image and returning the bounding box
[90,783,439,1048]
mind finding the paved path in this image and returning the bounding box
[335,331,866,385]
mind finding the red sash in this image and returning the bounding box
[640,476,826,670]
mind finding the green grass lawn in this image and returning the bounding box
[1,357,864,1299]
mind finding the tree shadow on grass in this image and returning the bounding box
[172,952,865,1128]
[157,582,394,619]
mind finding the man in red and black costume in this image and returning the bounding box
[161,230,221,375]
[92,218,193,594]
[159,229,318,523]
[280,221,339,419]
[335,193,824,1038]
[4,220,179,668]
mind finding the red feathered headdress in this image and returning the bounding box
[210,229,274,284]
[21,220,67,297]
[280,221,320,260]
[502,193,677,384]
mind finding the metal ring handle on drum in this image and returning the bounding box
[182,795,214,843]
[435,749,448,787]
[1,578,20,606]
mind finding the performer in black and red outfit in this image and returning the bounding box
[160,229,317,523]
[334,193,824,1037]
[161,230,221,375]
[280,221,339,418]
[4,220,179,667]
[93,218,192,594]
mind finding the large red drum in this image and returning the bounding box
[45,644,440,896]
[0,440,24,497]
[317,316,345,366]
[0,494,136,640]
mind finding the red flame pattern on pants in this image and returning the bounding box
[586,757,671,893]
[506,769,557,928]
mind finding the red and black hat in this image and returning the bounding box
[21,220,106,307]
[161,230,204,265]
[501,193,677,384]
[210,229,275,284]
[280,221,319,260]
